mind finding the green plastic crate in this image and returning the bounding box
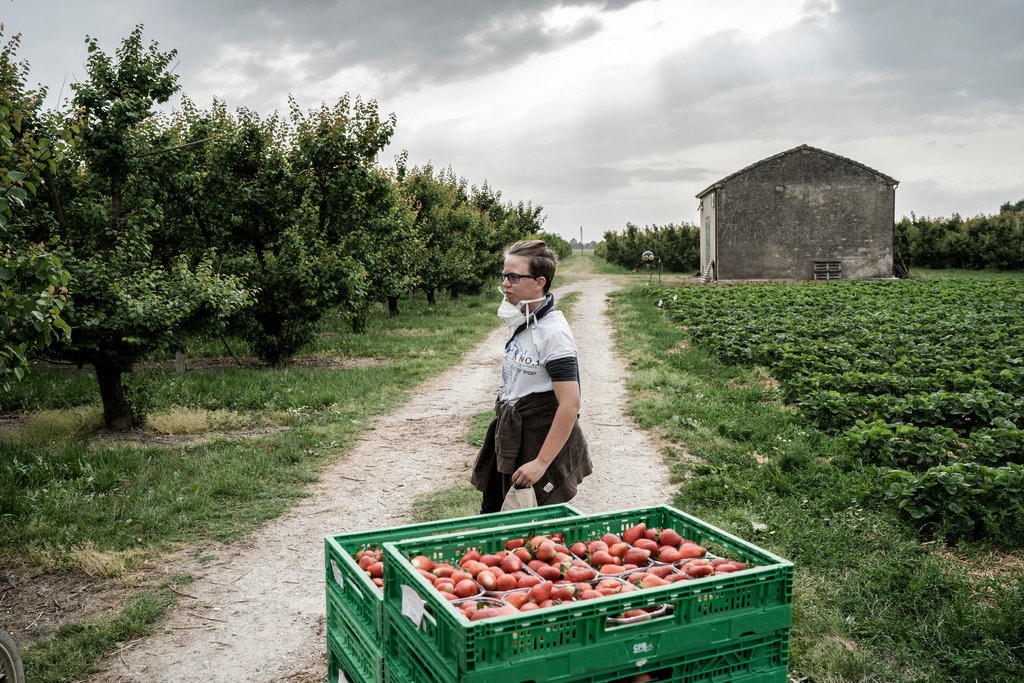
[385,623,790,683]
[324,504,582,647]
[381,505,792,683]
[327,589,383,683]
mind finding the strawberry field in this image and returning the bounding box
[656,278,1024,544]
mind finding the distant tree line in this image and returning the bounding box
[895,200,1024,271]
[595,222,700,273]
[596,200,1024,275]
[1,25,546,429]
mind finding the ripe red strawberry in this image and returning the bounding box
[476,569,497,591]
[601,532,621,546]
[569,541,589,557]
[634,538,659,552]
[504,591,530,609]
[639,574,670,588]
[657,546,682,564]
[409,555,435,572]
[678,542,707,559]
[621,523,647,545]
[494,573,518,591]
[500,554,523,573]
[578,589,603,600]
[589,550,618,567]
[624,547,651,566]
[528,580,553,603]
[535,564,563,581]
[565,565,597,582]
[659,528,683,547]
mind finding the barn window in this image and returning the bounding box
[813,261,842,280]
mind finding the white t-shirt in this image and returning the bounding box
[498,310,578,404]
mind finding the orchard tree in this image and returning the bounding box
[290,96,420,329]
[166,101,355,367]
[23,27,251,429]
[1,28,74,389]
[401,165,480,305]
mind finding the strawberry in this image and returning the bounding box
[678,542,707,559]
[535,564,563,581]
[657,546,682,564]
[622,523,647,545]
[565,565,597,582]
[589,550,618,567]
[528,580,553,603]
[624,547,651,566]
[634,538,659,552]
[620,609,650,619]
[454,578,480,597]
[640,574,670,588]
[476,569,497,591]
[500,554,523,573]
[645,528,661,541]
[368,561,384,579]
[569,541,589,557]
[517,574,541,589]
[535,540,557,562]
[550,583,577,602]
[519,602,540,612]
[480,553,503,567]
[505,538,526,550]
[647,564,677,579]
[608,542,630,558]
[680,559,714,578]
[460,549,482,564]
[587,540,609,555]
[504,591,530,609]
[595,578,623,593]
[578,589,603,600]
[659,528,683,547]
[494,573,518,591]
[601,532,622,546]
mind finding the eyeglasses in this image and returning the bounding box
[501,270,540,284]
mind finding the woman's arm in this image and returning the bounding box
[512,380,581,487]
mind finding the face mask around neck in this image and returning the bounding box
[497,294,545,328]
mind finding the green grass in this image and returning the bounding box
[607,282,1023,683]
[1,288,502,678]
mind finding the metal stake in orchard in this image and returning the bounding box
[642,250,661,286]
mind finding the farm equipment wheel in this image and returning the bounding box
[0,629,25,683]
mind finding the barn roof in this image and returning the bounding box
[695,144,899,198]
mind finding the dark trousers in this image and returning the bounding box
[479,471,508,514]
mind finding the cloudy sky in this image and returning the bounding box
[5,0,1023,242]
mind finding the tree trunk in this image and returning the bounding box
[426,288,436,306]
[95,362,134,431]
[387,296,400,317]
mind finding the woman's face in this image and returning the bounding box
[503,254,545,305]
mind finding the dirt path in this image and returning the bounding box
[90,271,676,682]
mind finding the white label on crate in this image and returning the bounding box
[337,670,348,683]
[633,641,654,655]
[401,583,425,627]
[331,559,344,588]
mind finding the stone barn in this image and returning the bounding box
[695,144,899,281]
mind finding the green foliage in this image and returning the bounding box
[653,277,1024,543]
[896,205,1024,270]
[1,29,74,389]
[535,230,573,259]
[599,221,700,273]
[8,27,251,428]
[608,275,1024,682]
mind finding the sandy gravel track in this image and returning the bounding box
[90,273,675,682]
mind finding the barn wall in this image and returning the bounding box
[716,148,894,280]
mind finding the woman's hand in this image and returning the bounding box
[512,459,549,488]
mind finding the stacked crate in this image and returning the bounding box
[324,505,583,683]
[326,504,793,683]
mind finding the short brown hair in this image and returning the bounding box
[505,240,557,292]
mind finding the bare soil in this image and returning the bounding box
[3,271,681,682]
